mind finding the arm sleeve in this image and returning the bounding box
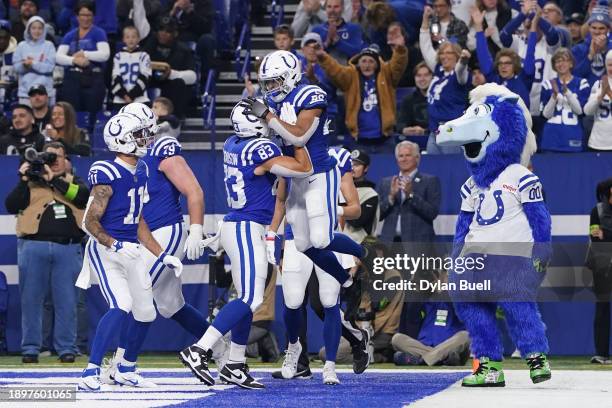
[168,68,197,85]
[55,43,74,66]
[419,29,438,71]
[499,12,526,47]
[50,175,90,209]
[318,54,353,91]
[584,81,601,116]
[540,81,555,118]
[518,173,544,204]
[4,180,30,214]
[84,41,110,62]
[459,179,476,212]
[522,31,537,77]
[571,42,592,79]
[346,196,379,229]
[333,24,363,58]
[133,0,150,40]
[475,31,494,76]
[291,2,312,38]
[251,140,282,165]
[537,16,559,47]
[454,60,469,85]
[388,45,408,86]
[12,45,25,73]
[407,177,441,222]
[565,89,583,115]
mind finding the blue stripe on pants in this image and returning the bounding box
[92,242,118,308]
[325,170,333,242]
[150,223,177,283]
[87,242,110,305]
[236,222,246,302]
[152,222,183,286]
[245,222,255,305]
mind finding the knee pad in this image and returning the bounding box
[132,302,157,323]
[309,227,332,249]
[283,287,306,309]
[319,286,339,309]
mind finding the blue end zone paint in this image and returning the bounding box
[171,372,466,408]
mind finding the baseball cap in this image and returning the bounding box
[350,149,370,166]
[301,32,322,48]
[0,19,11,33]
[28,84,47,96]
[566,12,584,25]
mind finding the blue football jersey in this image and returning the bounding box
[266,83,336,174]
[427,67,471,131]
[87,159,149,243]
[141,136,184,230]
[223,135,281,225]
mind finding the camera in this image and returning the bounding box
[23,147,57,181]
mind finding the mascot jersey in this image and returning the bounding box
[460,163,544,243]
[266,83,336,174]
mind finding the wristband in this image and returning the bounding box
[64,182,79,200]
[266,231,278,241]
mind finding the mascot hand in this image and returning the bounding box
[532,242,552,273]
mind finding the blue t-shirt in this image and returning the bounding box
[357,77,381,139]
[417,301,465,347]
[540,76,590,152]
[61,25,108,69]
[266,83,336,174]
[87,158,148,243]
[141,136,184,231]
[222,135,281,225]
[427,66,471,131]
[311,20,364,60]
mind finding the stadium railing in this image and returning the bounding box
[270,0,285,30]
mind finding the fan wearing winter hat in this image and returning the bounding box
[572,0,612,85]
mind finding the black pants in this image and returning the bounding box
[296,270,361,368]
[150,78,191,119]
[60,70,106,119]
[593,268,612,357]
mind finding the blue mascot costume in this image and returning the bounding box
[437,83,552,387]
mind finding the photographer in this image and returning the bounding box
[0,104,44,155]
[5,142,89,363]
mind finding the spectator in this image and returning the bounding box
[110,25,151,110]
[377,141,441,244]
[397,62,433,138]
[56,0,110,119]
[466,0,517,54]
[4,141,89,363]
[471,66,487,86]
[317,29,408,153]
[291,0,353,39]
[572,1,612,86]
[586,177,612,364]
[364,1,424,50]
[142,16,196,118]
[392,273,470,366]
[473,6,536,108]
[10,0,39,43]
[117,0,163,33]
[566,12,585,45]
[273,24,296,53]
[420,6,471,154]
[0,20,18,89]
[28,85,51,132]
[500,0,569,117]
[152,96,180,138]
[452,0,477,26]
[44,102,90,156]
[13,16,55,106]
[298,32,340,136]
[540,48,590,152]
[242,56,263,99]
[426,0,469,49]
[584,49,612,151]
[311,0,365,64]
[0,104,44,155]
[343,149,379,244]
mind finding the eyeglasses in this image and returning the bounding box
[78,13,93,18]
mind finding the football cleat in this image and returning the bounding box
[352,328,371,374]
[100,355,118,385]
[78,367,112,391]
[281,341,302,379]
[179,345,214,386]
[322,361,340,385]
[114,364,157,388]
[272,365,312,380]
[219,362,265,389]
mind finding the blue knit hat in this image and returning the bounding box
[588,0,610,27]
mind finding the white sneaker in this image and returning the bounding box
[212,334,231,371]
[281,341,302,379]
[114,365,157,388]
[100,356,118,385]
[511,349,521,359]
[322,361,340,385]
[78,368,112,391]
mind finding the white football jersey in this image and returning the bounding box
[460,164,543,244]
[586,80,612,150]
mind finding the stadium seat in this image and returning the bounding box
[76,111,91,132]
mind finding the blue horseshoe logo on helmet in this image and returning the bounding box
[281,54,297,69]
[109,121,123,137]
[142,106,154,119]
[476,190,505,226]
[244,113,259,123]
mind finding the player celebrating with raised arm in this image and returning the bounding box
[101,102,226,384]
[240,50,364,287]
[76,113,183,391]
[180,103,313,389]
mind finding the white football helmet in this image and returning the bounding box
[230,102,269,138]
[258,50,302,102]
[104,113,152,157]
[119,102,159,135]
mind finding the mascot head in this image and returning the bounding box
[436,84,536,187]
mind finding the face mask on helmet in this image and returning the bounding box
[259,75,289,102]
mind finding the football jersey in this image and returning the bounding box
[586,79,612,150]
[285,147,351,240]
[266,83,336,174]
[427,67,471,131]
[540,76,590,152]
[111,47,152,104]
[87,158,149,243]
[460,164,543,245]
[141,136,184,231]
[223,135,281,225]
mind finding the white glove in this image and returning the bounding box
[160,252,184,278]
[265,231,279,265]
[184,224,204,261]
[110,240,140,259]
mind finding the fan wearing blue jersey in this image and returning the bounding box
[180,102,313,390]
[76,113,183,391]
[270,147,371,385]
[540,48,590,152]
[241,50,364,288]
[101,103,222,384]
